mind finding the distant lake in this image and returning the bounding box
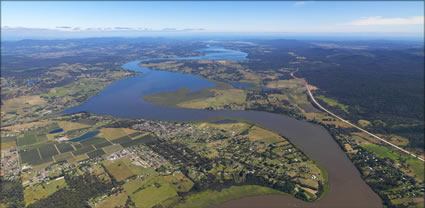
[64,47,381,207]
[48,128,63,134]
[64,47,247,119]
[69,131,100,142]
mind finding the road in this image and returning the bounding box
[291,72,425,162]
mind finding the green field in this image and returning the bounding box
[56,143,74,153]
[1,136,16,143]
[38,143,59,159]
[103,144,123,153]
[18,134,38,147]
[143,82,231,108]
[361,144,401,161]
[40,87,69,98]
[164,173,194,192]
[120,134,156,148]
[406,159,425,182]
[94,141,112,149]
[80,137,108,146]
[87,149,106,158]
[111,136,132,144]
[24,178,67,205]
[20,149,41,165]
[177,185,285,208]
[72,143,83,149]
[53,152,74,162]
[130,177,178,208]
[95,192,128,208]
[36,134,48,143]
[72,145,94,155]
[361,144,424,182]
[103,159,134,181]
[317,95,349,113]
[122,160,157,177]
[123,178,145,194]
[17,124,61,147]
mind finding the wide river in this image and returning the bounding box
[65,47,381,207]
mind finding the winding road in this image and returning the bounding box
[291,72,425,162]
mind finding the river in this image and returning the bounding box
[64,47,381,207]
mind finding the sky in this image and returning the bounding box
[1,1,424,39]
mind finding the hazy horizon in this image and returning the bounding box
[1,1,424,41]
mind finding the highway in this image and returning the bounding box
[291,72,425,162]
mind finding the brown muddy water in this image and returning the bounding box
[65,47,382,207]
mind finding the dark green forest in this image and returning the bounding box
[245,39,424,150]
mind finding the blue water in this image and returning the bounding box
[64,47,248,119]
[69,131,100,142]
[63,46,381,207]
[48,128,63,134]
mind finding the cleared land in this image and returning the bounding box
[24,178,67,205]
[316,95,349,113]
[177,185,284,208]
[99,128,137,141]
[103,159,134,181]
[130,177,178,208]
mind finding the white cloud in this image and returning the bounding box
[344,16,424,26]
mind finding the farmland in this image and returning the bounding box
[24,178,67,205]
[103,159,135,181]
[177,185,284,208]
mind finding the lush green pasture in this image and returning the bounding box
[95,192,128,208]
[122,160,157,177]
[123,178,145,194]
[361,144,400,161]
[103,159,134,181]
[24,178,67,205]
[406,159,425,182]
[41,87,68,98]
[361,143,424,182]
[317,95,349,113]
[177,185,285,208]
[130,177,178,208]
[163,173,194,192]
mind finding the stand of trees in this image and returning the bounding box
[0,178,24,208]
[28,173,114,208]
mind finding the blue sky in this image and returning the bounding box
[1,1,424,38]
